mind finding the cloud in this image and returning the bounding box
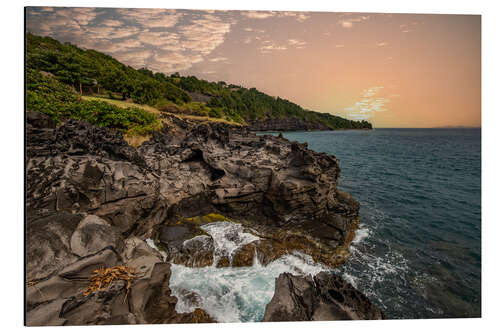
[179,14,232,55]
[335,44,345,48]
[26,8,235,74]
[259,42,288,54]
[116,8,182,28]
[345,87,390,120]
[113,49,153,69]
[101,19,123,27]
[377,42,388,47]
[278,12,311,22]
[149,52,204,73]
[287,39,307,49]
[58,7,98,26]
[209,57,228,62]
[288,39,306,46]
[338,15,370,28]
[241,10,310,22]
[341,21,353,28]
[241,11,276,19]
[138,30,182,50]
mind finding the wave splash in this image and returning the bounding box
[149,221,327,322]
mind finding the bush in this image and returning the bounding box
[26,69,79,121]
[209,108,223,118]
[26,69,162,135]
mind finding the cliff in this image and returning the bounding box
[25,111,377,325]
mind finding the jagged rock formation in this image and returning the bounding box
[263,272,384,321]
[26,111,363,325]
[248,118,330,132]
[26,216,214,325]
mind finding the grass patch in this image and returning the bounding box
[82,95,160,114]
[83,95,242,126]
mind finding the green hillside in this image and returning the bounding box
[26,32,372,130]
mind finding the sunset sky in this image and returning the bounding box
[26,7,481,128]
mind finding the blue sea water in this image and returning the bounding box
[271,128,481,319]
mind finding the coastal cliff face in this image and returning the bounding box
[248,118,330,131]
[25,111,379,325]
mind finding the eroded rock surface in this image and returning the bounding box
[263,272,384,321]
[26,112,364,325]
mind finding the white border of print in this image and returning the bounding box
[2,0,497,332]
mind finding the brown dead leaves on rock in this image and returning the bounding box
[83,265,136,301]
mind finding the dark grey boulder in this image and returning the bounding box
[263,272,384,321]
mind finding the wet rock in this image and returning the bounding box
[232,242,256,267]
[176,288,202,308]
[263,272,384,321]
[215,256,230,268]
[155,224,215,267]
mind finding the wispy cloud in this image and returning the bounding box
[179,14,232,56]
[287,39,307,48]
[345,87,390,120]
[116,8,182,28]
[279,12,311,22]
[338,14,370,28]
[101,19,123,27]
[259,41,288,53]
[241,11,276,19]
[209,57,228,62]
[241,10,310,22]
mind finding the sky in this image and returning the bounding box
[26,7,481,128]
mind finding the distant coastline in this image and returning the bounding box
[431,125,481,129]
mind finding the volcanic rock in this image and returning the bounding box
[263,272,384,321]
[25,111,364,325]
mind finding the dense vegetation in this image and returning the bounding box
[26,69,161,135]
[26,32,372,130]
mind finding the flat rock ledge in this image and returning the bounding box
[25,112,367,325]
[263,272,385,321]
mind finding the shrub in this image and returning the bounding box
[26,69,162,135]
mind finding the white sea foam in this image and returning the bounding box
[342,273,359,288]
[169,252,326,322]
[159,221,327,322]
[200,221,260,265]
[145,238,168,262]
[352,225,371,245]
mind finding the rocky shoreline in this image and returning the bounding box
[25,111,383,325]
[248,118,331,131]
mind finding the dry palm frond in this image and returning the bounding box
[83,265,136,303]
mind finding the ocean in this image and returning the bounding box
[278,128,481,319]
[163,128,481,321]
